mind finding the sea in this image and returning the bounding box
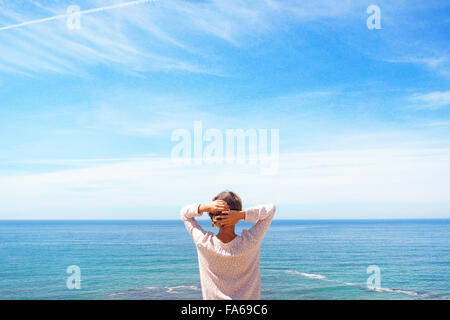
[0,219,449,300]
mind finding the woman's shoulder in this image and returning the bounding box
[240,229,260,244]
[194,231,214,244]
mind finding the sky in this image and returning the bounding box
[0,0,449,219]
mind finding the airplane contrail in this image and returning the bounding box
[0,0,157,31]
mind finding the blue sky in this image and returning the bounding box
[0,0,449,219]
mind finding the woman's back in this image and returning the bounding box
[181,203,275,300]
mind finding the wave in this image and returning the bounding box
[284,270,357,285]
[165,285,201,293]
[370,287,419,297]
[284,270,449,300]
[285,270,328,280]
[106,272,449,300]
[107,284,201,299]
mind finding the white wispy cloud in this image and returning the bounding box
[422,121,450,127]
[384,56,450,77]
[409,91,450,110]
[360,0,450,78]
[1,147,450,219]
[0,0,217,75]
[384,56,447,68]
[0,0,363,76]
[0,0,448,77]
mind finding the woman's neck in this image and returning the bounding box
[217,226,237,242]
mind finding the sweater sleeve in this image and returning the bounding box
[180,203,208,243]
[244,203,276,242]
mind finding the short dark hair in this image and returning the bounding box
[213,190,242,211]
[208,191,242,225]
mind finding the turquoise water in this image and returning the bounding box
[0,220,449,300]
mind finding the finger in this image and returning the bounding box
[217,201,229,208]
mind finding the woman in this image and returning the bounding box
[180,190,276,300]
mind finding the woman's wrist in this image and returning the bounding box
[198,204,208,213]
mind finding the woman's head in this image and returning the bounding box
[209,191,242,227]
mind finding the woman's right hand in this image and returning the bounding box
[199,200,229,214]
[215,210,245,227]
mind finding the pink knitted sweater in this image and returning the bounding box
[180,203,276,300]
